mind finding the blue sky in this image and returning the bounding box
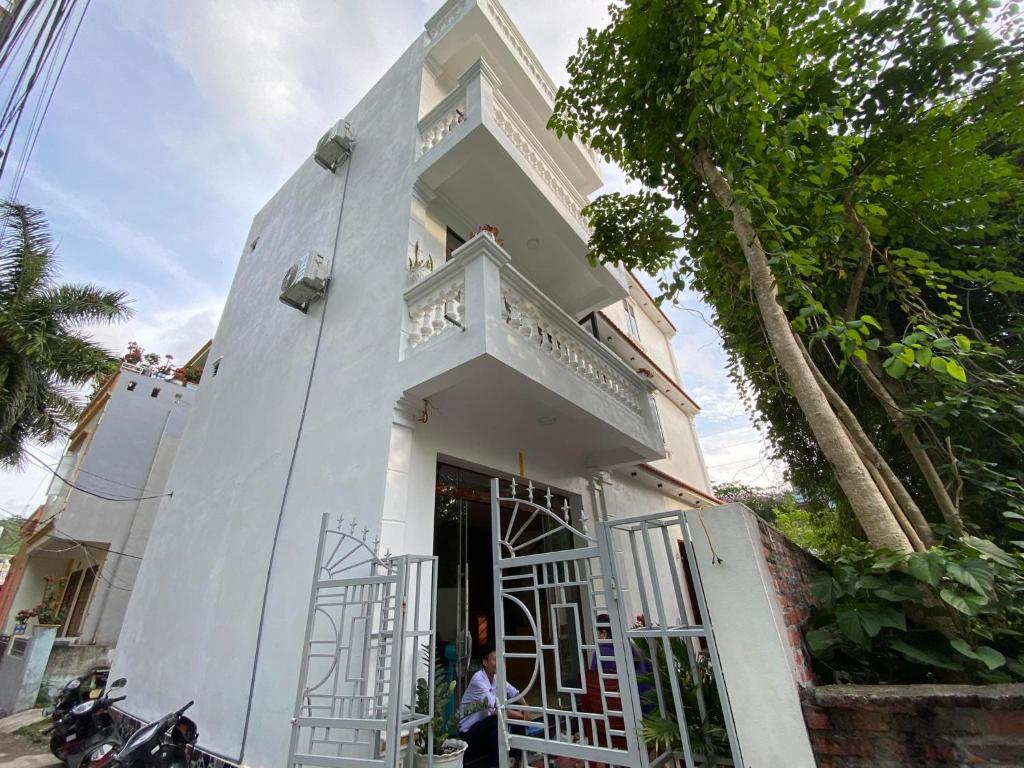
[0,0,782,516]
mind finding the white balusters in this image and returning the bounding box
[419,100,466,155]
[407,278,464,351]
[502,280,645,415]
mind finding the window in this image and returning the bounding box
[150,388,160,398]
[61,566,98,638]
[623,300,641,339]
[445,227,465,262]
[212,357,222,377]
[126,381,136,392]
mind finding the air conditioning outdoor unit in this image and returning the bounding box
[314,119,355,172]
[279,252,329,312]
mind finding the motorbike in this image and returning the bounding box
[48,667,110,721]
[44,677,127,768]
[83,701,197,768]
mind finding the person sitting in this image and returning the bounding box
[458,645,529,767]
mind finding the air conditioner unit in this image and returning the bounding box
[279,252,329,312]
[314,119,355,172]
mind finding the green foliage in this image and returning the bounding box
[772,497,863,563]
[805,541,1024,683]
[0,200,132,467]
[551,0,1024,542]
[634,636,731,761]
[414,648,465,755]
[715,482,862,561]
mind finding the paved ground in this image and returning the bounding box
[0,711,60,768]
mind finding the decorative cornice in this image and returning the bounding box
[394,394,425,429]
[457,57,501,90]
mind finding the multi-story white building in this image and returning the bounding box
[0,362,198,657]
[112,3,720,766]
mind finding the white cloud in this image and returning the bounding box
[29,173,216,301]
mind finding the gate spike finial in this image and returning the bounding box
[349,520,358,535]
[510,477,518,497]
[526,480,534,501]
[545,487,553,509]
[362,525,369,541]
[373,536,380,554]
[336,513,344,530]
[562,499,571,524]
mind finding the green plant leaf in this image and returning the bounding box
[964,536,1021,569]
[836,606,870,647]
[811,574,841,605]
[907,552,944,586]
[975,646,1007,670]
[941,588,982,615]
[892,640,964,671]
[805,628,837,651]
[948,558,995,596]
[946,359,967,382]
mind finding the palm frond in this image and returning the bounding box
[36,284,133,325]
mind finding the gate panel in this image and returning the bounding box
[602,511,743,768]
[491,478,644,768]
[289,515,437,768]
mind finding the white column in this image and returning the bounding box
[378,395,423,557]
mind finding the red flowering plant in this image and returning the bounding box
[123,341,143,365]
[469,224,504,246]
[173,365,203,384]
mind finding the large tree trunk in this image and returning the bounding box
[853,356,966,537]
[796,338,936,546]
[692,146,913,552]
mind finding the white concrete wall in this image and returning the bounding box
[111,38,427,768]
[80,395,191,646]
[683,504,815,767]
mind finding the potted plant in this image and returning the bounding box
[469,224,503,247]
[414,651,468,768]
[408,241,434,287]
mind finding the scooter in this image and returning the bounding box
[44,677,127,767]
[48,667,109,721]
[84,701,197,768]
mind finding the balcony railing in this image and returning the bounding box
[416,59,590,233]
[403,233,655,424]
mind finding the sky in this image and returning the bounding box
[0,0,783,518]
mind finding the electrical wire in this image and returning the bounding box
[22,448,172,503]
[8,0,90,201]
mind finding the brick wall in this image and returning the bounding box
[802,684,1024,767]
[757,519,821,686]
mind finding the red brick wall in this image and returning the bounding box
[802,684,1024,767]
[757,519,821,686]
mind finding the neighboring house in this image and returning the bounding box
[111,3,718,767]
[0,518,22,586]
[0,360,199,654]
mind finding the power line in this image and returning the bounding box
[22,448,172,503]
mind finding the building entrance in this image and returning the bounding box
[432,462,581,708]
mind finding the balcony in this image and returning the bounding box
[416,58,626,317]
[400,233,665,468]
[424,0,600,193]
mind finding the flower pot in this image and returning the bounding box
[414,739,468,768]
[408,266,432,288]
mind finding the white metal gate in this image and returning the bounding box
[288,515,437,768]
[491,477,644,768]
[492,480,743,768]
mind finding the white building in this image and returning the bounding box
[111,3,722,767]
[1,362,198,659]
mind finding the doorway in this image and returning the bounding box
[432,462,585,708]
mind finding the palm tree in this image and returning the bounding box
[0,200,132,467]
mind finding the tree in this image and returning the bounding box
[550,0,1022,550]
[0,200,132,466]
